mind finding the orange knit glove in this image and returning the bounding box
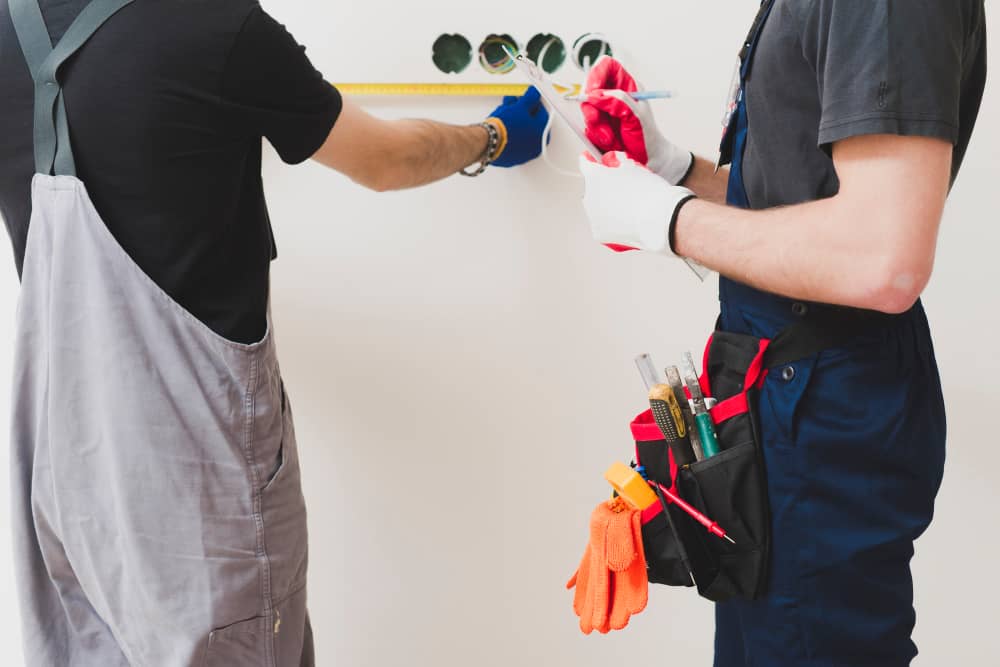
[567,498,649,634]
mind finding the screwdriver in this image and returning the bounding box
[635,353,662,390]
[681,352,722,458]
[653,481,736,545]
[665,366,705,462]
[648,384,697,466]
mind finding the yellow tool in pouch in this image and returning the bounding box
[604,462,658,511]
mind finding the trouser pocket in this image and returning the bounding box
[202,584,310,667]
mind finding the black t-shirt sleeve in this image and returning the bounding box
[221,6,342,164]
[799,0,979,150]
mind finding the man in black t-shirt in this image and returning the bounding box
[578,1,986,665]
[0,1,546,345]
[0,1,546,664]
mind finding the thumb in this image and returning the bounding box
[519,85,542,107]
[601,151,627,168]
[501,95,518,106]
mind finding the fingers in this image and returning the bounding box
[601,151,623,168]
[601,89,642,115]
[580,101,622,153]
[580,112,624,153]
[582,92,648,163]
[584,56,639,95]
[501,95,518,106]
[585,90,641,122]
[517,85,542,114]
[581,151,633,170]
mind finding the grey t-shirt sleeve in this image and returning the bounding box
[799,0,974,149]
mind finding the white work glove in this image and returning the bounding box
[581,57,694,185]
[580,152,696,255]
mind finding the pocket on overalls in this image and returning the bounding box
[260,381,290,493]
[759,354,818,448]
[203,615,271,667]
[202,584,308,667]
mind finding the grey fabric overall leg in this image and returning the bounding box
[8,1,313,664]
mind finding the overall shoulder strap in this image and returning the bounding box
[9,0,134,177]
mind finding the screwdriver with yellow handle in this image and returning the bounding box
[648,384,698,467]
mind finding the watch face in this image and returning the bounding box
[432,34,473,74]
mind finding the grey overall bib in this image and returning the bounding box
[8,0,313,664]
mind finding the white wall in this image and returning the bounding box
[0,2,997,665]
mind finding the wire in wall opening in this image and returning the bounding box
[573,33,613,71]
[479,34,520,75]
[525,33,566,74]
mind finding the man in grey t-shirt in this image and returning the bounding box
[578,0,986,664]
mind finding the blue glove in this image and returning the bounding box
[487,86,549,168]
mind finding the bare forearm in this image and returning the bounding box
[378,119,489,190]
[675,196,930,313]
[312,98,490,192]
[673,136,950,314]
[681,156,729,204]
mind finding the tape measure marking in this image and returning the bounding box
[333,82,582,98]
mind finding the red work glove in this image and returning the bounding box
[580,57,693,185]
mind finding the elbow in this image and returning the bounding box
[365,177,394,193]
[355,167,397,193]
[861,255,934,314]
[359,156,412,193]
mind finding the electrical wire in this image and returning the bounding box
[540,100,584,179]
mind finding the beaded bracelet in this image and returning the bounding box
[459,121,501,178]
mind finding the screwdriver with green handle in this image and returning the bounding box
[681,352,722,458]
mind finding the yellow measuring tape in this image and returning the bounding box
[333,82,583,98]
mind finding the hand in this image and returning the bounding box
[486,86,549,168]
[581,57,693,185]
[580,152,696,255]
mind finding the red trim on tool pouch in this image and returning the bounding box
[631,411,680,490]
[631,410,665,442]
[744,339,771,389]
[709,394,749,424]
[641,501,664,525]
[605,243,638,252]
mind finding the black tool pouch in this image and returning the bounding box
[633,331,773,602]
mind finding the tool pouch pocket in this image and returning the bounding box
[633,331,772,602]
[633,412,700,588]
